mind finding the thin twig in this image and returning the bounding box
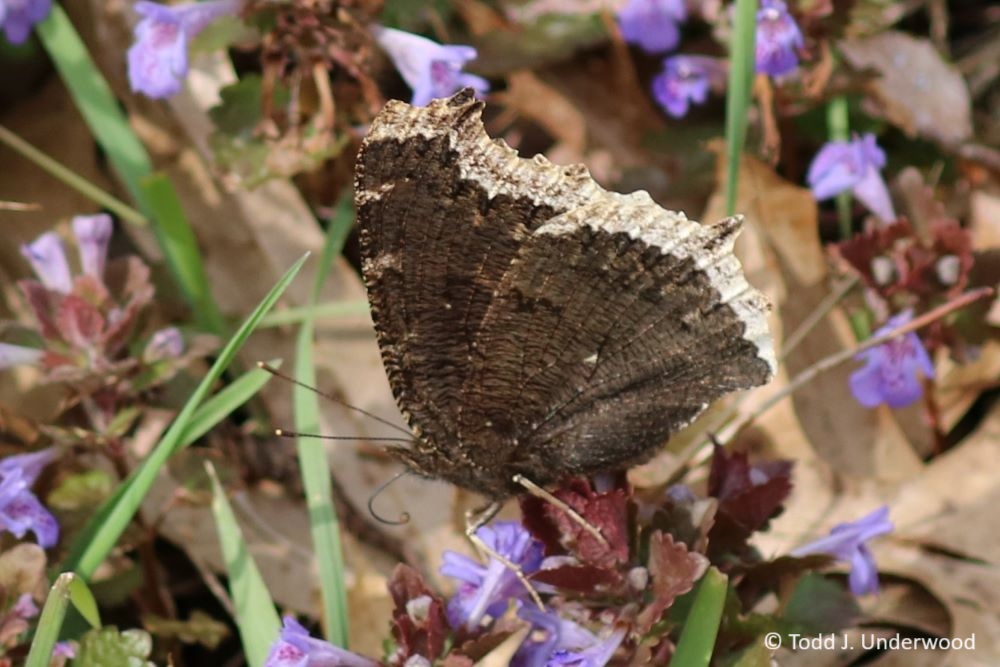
[723,287,994,440]
[780,275,859,361]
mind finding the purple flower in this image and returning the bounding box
[439,521,544,629]
[514,607,625,667]
[20,231,72,293]
[0,449,59,548]
[0,447,58,485]
[0,0,51,45]
[144,327,185,361]
[72,214,112,280]
[11,593,39,620]
[371,25,489,107]
[0,342,43,369]
[127,0,242,99]
[755,0,803,77]
[807,133,896,222]
[848,310,934,408]
[264,616,377,667]
[792,506,893,595]
[53,641,76,659]
[652,55,720,118]
[617,0,686,54]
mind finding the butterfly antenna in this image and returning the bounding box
[257,362,412,437]
[367,470,412,525]
[273,429,412,444]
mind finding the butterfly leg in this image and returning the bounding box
[465,501,545,611]
[512,474,608,548]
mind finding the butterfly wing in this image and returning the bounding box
[458,195,774,481]
[355,91,774,494]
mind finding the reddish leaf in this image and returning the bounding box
[636,531,708,633]
[55,295,105,348]
[707,447,792,558]
[387,564,449,664]
[102,258,154,355]
[531,562,620,592]
[18,280,60,340]
[521,478,630,569]
[832,220,914,294]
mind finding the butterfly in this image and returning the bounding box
[354,90,775,503]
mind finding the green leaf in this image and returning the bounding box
[672,567,728,667]
[826,97,853,239]
[65,255,308,579]
[142,610,230,649]
[293,194,353,644]
[48,470,114,511]
[35,5,225,335]
[209,75,289,135]
[64,360,279,569]
[138,174,227,334]
[25,573,100,667]
[258,299,370,328]
[75,627,154,667]
[34,4,153,205]
[724,0,759,216]
[781,573,860,635]
[178,359,280,446]
[207,463,281,667]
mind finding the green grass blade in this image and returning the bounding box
[207,463,281,667]
[258,300,370,328]
[139,174,227,335]
[66,255,308,579]
[25,574,100,667]
[179,359,280,446]
[35,6,225,336]
[34,4,152,203]
[672,567,728,667]
[293,195,354,644]
[0,125,146,226]
[724,0,759,216]
[63,361,280,567]
[826,97,853,239]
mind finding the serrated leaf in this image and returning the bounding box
[143,610,230,649]
[48,470,114,511]
[76,627,154,667]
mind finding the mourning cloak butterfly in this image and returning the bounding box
[354,90,775,500]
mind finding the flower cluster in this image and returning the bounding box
[793,506,894,595]
[264,458,894,666]
[808,134,896,223]
[128,0,243,99]
[617,0,805,118]
[754,0,804,77]
[127,1,487,109]
[617,0,686,54]
[848,311,935,409]
[4,215,186,385]
[0,448,59,548]
[372,26,488,107]
[0,0,51,44]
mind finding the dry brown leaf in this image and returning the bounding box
[969,190,1000,250]
[495,70,588,159]
[840,31,972,148]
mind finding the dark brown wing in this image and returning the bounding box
[457,198,774,482]
[354,91,774,496]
